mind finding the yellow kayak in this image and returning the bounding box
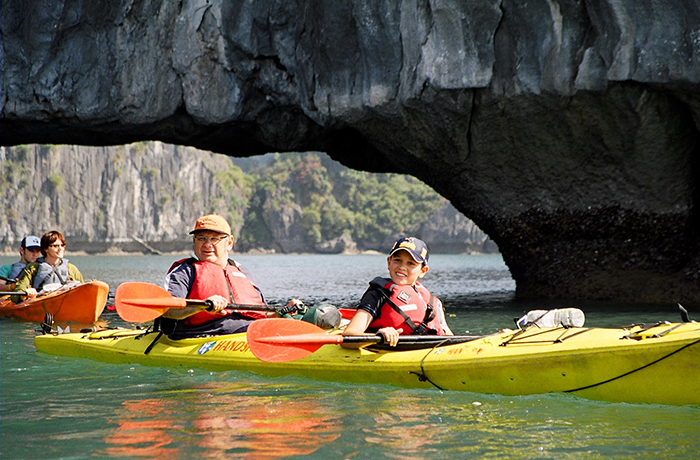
[34,319,700,406]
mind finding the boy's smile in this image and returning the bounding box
[387,250,429,286]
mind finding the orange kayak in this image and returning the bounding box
[0,280,109,323]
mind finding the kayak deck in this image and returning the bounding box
[34,321,700,406]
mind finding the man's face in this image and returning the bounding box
[192,231,233,267]
[20,247,42,264]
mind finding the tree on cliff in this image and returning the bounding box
[236,152,446,252]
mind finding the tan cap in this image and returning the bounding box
[189,214,232,235]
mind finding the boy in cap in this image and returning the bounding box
[342,237,453,347]
[0,236,42,288]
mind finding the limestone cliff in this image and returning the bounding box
[2,0,700,302]
[0,143,248,253]
[0,143,493,255]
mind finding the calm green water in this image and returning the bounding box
[2,254,699,459]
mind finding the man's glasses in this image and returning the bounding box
[48,243,66,248]
[194,235,228,245]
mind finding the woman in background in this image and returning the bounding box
[12,230,83,303]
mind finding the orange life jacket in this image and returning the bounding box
[169,258,266,326]
[367,277,444,335]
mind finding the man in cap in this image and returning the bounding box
[0,236,42,288]
[161,214,269,339]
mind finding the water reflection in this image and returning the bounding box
[104,399,182,458]
[102,381,341,459]
[360,393,455,460]
[191,388,340,459]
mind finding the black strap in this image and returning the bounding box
[225,269,236,304]
[413,295,437,335]
[144,331,164,355]
[383,296,420,333]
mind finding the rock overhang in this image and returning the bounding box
[3,0,700,303]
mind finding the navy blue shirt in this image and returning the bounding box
[357,288,385,319]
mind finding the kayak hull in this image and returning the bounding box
[1,281,108,323]
[34,321,700,405]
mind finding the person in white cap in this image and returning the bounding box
[342,236,453,347]
[0,235,42,288]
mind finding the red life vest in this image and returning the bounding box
[169,258,266,326]
[367,278,444,335]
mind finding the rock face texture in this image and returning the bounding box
[0,143,494,256]
[0,143,250,254]
[2,0,700,303]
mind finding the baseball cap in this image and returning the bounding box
[389,237,430,266]
[189,214,232,235]
[21,235,41,250]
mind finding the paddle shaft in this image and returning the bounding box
[114,282,293,323]
[193,299,282,312]
[259,332,483,346]
[0,291,27,296]
[246,318,486,362]
[343,334,483,346]
[0,275,18,283]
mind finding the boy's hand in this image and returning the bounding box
[377,327,403,347]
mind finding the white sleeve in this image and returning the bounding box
[435,298,453,335]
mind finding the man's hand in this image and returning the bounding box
[205,294,229,313]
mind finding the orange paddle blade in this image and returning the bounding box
[115,282,178,323]
[119,297,188,308]
[247,318,341,362]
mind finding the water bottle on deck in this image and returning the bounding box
[516,308,585,329]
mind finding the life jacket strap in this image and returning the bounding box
[413,295,437,335]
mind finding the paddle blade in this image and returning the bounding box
[247,318,343,363]
[120,297,188,308]
[115,282,177,323]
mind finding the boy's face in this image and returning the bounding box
[387,250,429,286]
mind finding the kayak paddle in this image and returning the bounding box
[114,282,282,323]
[247,318,483,363]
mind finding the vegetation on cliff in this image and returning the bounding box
[0,143,492,254]
[234,152,445,251]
